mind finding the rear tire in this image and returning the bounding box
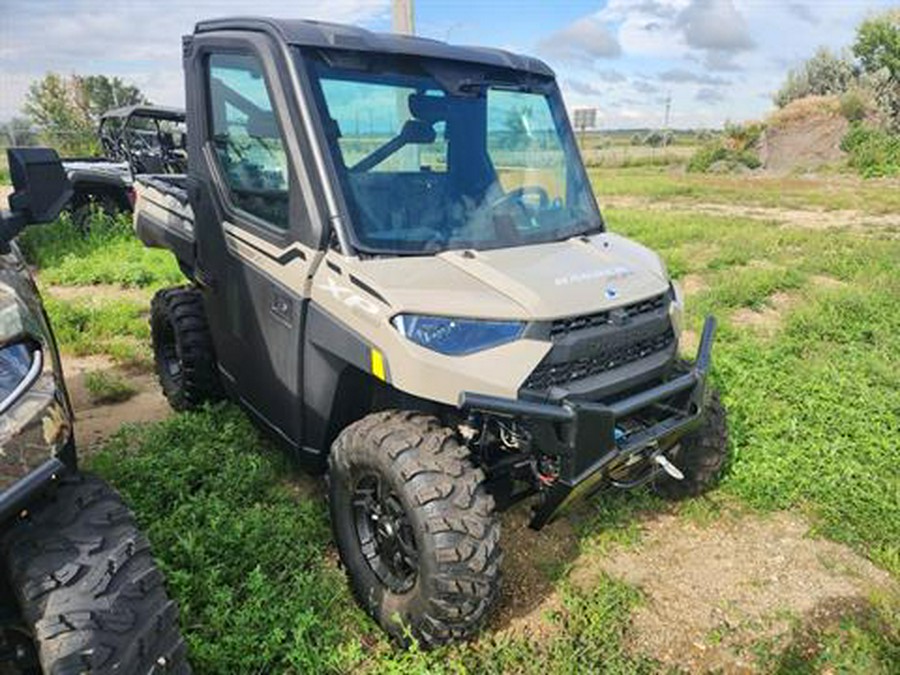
[654,388,729,499]
[70,191,124,234]
[1,473,190,674]
[328,411,501,647]
[150,286,222,412]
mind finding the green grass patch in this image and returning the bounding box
[44,295,151,366]
[18,211,182,288]
[842,123,900,178]
[752,594,900,674]
[84,370,138,404]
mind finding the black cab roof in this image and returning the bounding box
[100,105,186,122]
[193,16,554,78]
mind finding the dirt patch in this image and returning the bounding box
[43,283,153,305]
[760,96,848,173]
[63,354,170,451]
[491,502,579,637]
[576,510,896,672]
[680,274,708,297]
[730,291,797,337]
[680,329,699,356]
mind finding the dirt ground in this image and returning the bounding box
[63,353,169,449]
[496,502,897,672]
[760,100,849,173]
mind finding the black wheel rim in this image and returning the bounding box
[352,473,418,593]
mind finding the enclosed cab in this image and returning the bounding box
[137,17,729,647]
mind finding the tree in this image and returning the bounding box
[774,48,856,108]
[853,9,900,81]
[75,75,145,119]
[853,9,900,131]
[23,73,147,155]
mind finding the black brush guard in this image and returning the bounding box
[460,316,717,529]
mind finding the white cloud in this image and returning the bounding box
[0,1,389,119]
[537,17,622,64]
[678,0,754,52]
[658,68,730,85]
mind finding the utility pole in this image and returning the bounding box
[663,92,671,130]
[393,0,416,167]
[393,0,415,35]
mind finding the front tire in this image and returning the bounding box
[1,473,190,674]
[328,411,501,647]
[654,388,729,499]
[150,287,222,412]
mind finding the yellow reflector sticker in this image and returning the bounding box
[371,348,386,381]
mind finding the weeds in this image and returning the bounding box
[841,122,900,177]
[18,210,182,288]
[44,295,151,366]
[84,370,137,404]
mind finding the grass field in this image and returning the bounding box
[15,172,900,673]
[590,164,900,214]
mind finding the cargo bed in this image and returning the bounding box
[133,174,195,275]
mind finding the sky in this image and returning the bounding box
[0,0,896,129]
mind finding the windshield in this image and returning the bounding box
[302,50,602,255]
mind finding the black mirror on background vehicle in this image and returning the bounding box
[8,148,73,223]
[0,148,73,249]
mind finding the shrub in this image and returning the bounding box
[839,88,871,121]
[840,122,900,177]
[688,122,762,173]
[775,48,857,108]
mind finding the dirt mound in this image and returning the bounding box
[760,96,849,173]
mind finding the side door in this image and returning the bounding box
[190,41,321,449]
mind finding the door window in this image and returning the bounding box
[207,52,290,229]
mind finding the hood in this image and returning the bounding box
[350,232,670,321]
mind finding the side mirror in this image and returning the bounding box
[8,148,73,223]
[1,148,73,249]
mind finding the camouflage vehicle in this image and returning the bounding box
[0,149,188,674]
[134,17,729,646]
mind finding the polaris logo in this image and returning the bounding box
[554,265,633,287]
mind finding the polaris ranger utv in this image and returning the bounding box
[136,17,728,646]
[0,149,189,673]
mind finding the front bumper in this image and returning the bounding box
[461,315,717,529]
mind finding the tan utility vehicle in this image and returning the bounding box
[134,17,729,646]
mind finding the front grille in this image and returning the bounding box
[549,293,667,340]
[524,326,675,391]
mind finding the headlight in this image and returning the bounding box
[0,342,42,413]
[391,314,524,356]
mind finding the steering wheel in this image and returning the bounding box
[489,185,550,213]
